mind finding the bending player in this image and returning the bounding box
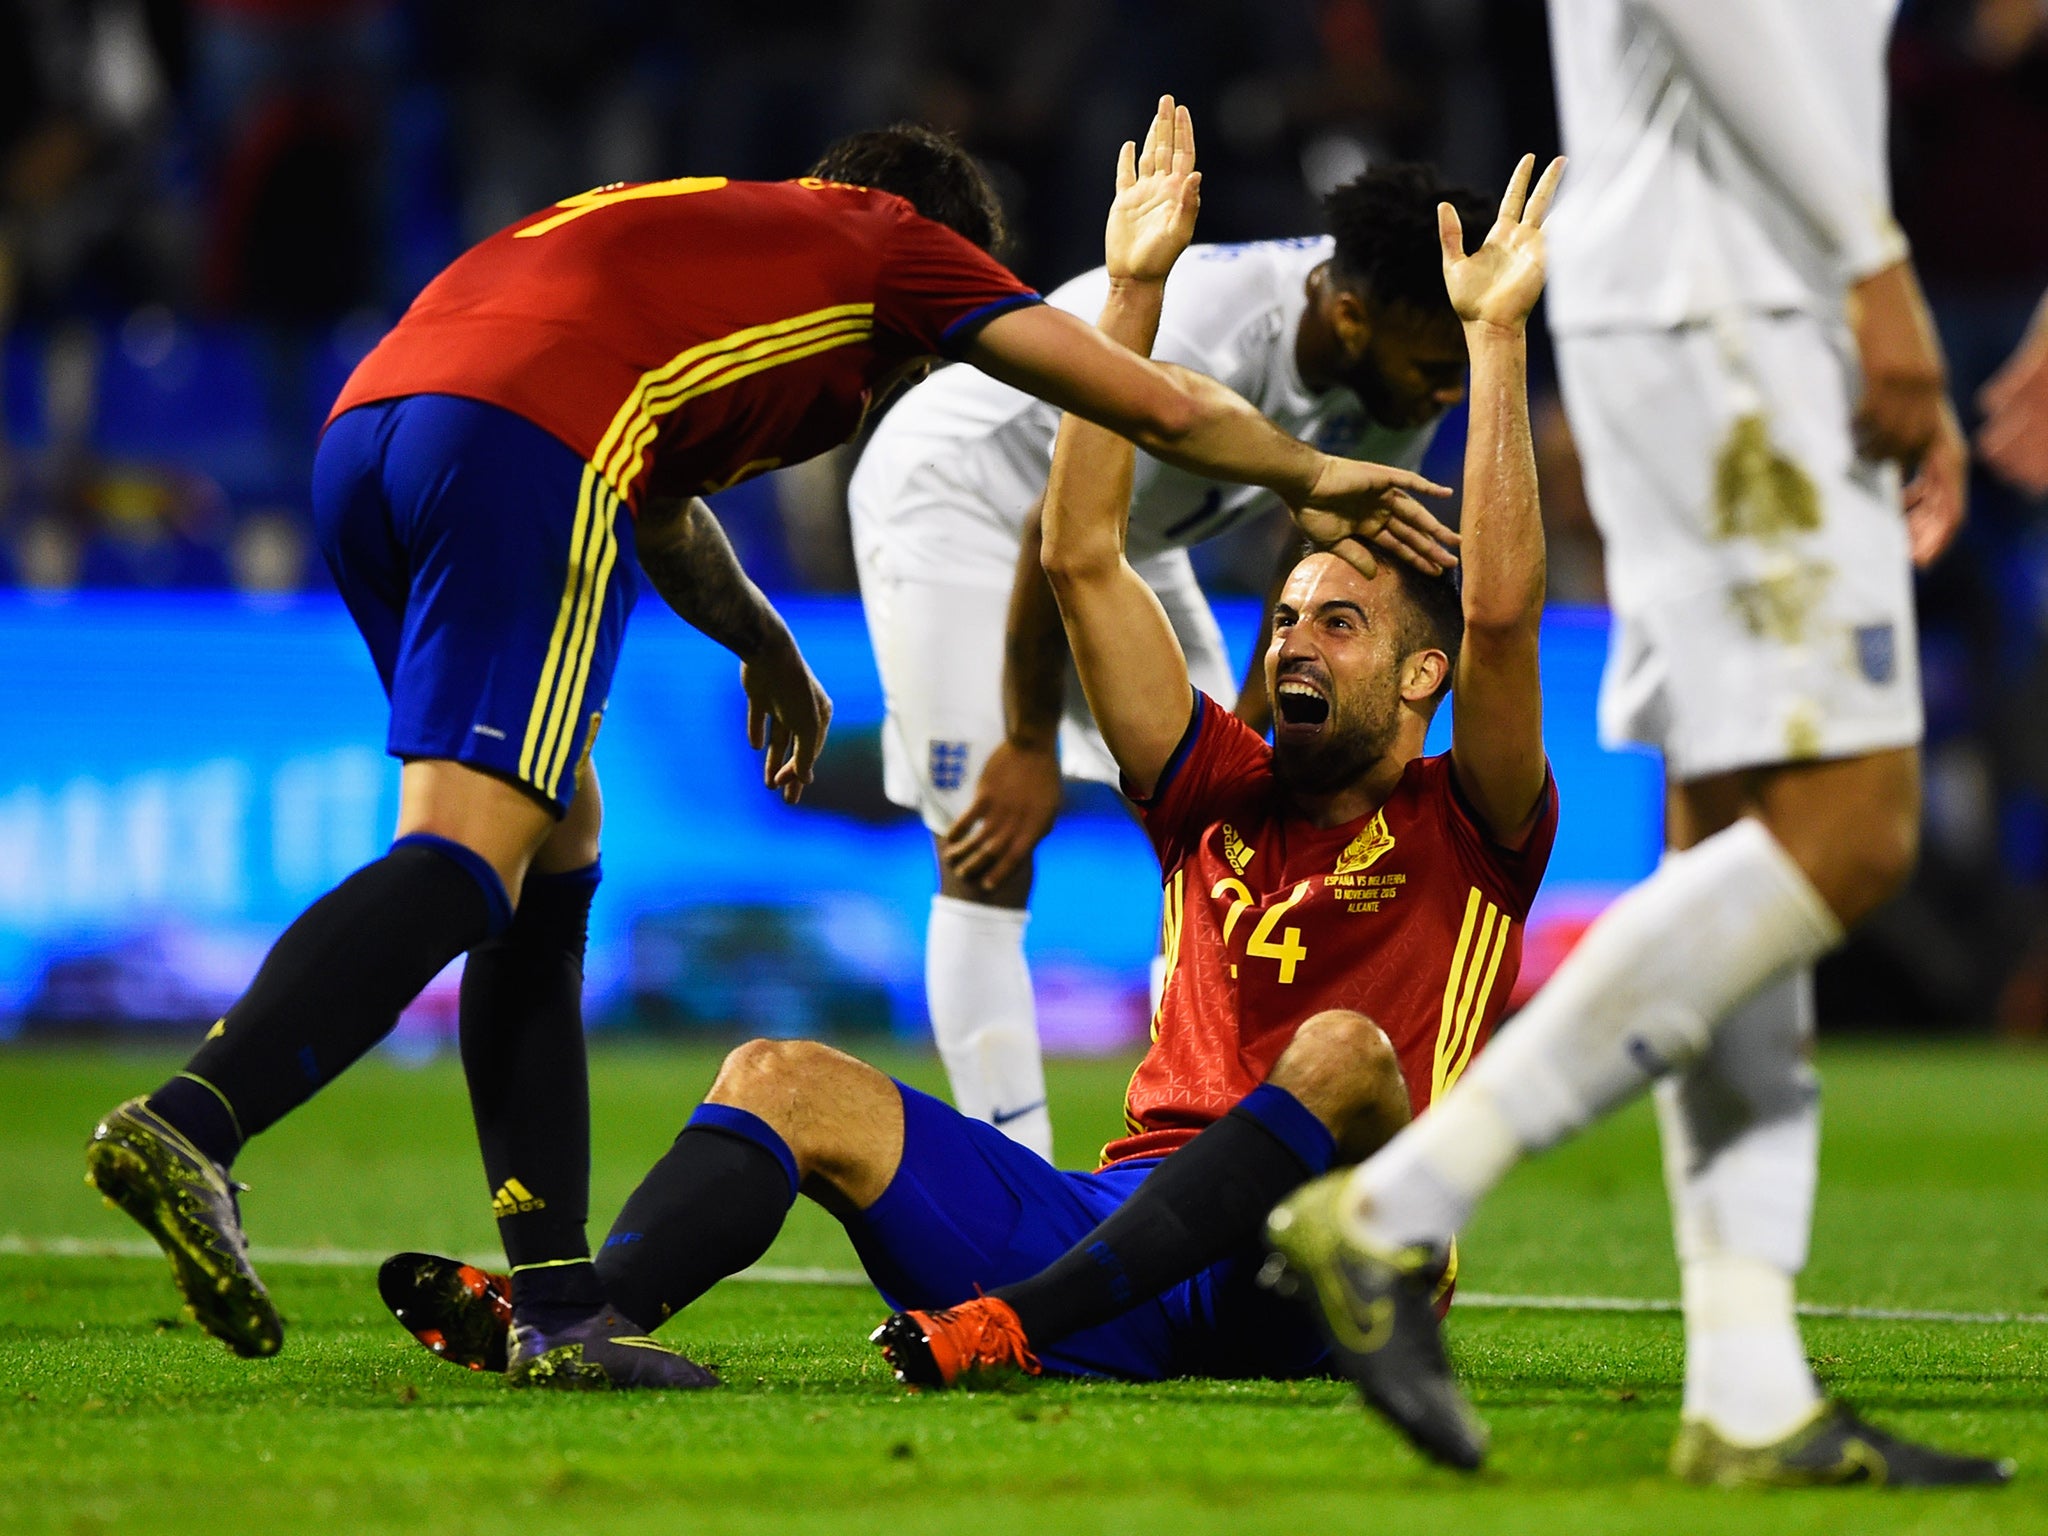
[373,130,1560,1395]
[1267,0,2015,1488]
[83,99,1458,1390]
[852,164,1488,1157]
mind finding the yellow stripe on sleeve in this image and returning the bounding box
[589,303,876,502]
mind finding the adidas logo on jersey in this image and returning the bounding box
[1222,824,1255,875]
[491,1179,546,1217]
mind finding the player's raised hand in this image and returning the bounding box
[1291,459,1458,579]
[1441,153,1563,332]
[1104,95,1201,285]
[742,636,832,805]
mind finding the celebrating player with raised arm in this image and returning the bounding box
[852,156,1487,1158]
[83,102,1456,1390]
[369,117,1561,1396]
[1267,0,2015,1486]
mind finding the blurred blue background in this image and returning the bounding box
[0,589,1657,1046]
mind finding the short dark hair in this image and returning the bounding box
[808,125,1008,253]
[1287,543,1464,711]
[1324,163,1491,318]
[1390,559,1463,712]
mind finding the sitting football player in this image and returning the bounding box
[383,127,1560,1404]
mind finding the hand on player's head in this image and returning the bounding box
[1104,95,1201,285]
[1440,153,1563,333]
[1293,459,1457,581]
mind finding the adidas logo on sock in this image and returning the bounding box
[491,1178,546,1217]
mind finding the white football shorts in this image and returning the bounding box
[855,548,1239,835]
[1556,311,1924,784]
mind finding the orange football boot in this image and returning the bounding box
[870,1295,1042,1390]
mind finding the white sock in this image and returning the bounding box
[1679,1254,1821,1445]
[1660,966,1823,1445]
[1348,818,1841,1249]
[925,895,1054,1160]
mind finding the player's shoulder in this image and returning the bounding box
[1387,750,1484,838]
[1143,692,1273,812]
[1177,235,1331,293]
[719,177,934,244]
[1160,237,1329,361]
[1396,750,1560,899]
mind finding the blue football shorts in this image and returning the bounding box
[842,1083,1333,1382]
[313,393,639,815]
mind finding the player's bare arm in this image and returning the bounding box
[943,99,1202,892]
[946,97,1214,886]
[940,500,1067,894]
[637,495,832,804]
[1443,154,1561,846]
[1035,98,1213,799]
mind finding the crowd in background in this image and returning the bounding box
[5,0,2048,1029]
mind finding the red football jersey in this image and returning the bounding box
[330,177,1040,507]
[1103,693,1559,1167]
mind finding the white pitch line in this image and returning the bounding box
[0,1233,863,1287]
[8,1234,2046,1327]
[1455,1290,2048,1327]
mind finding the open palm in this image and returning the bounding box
[1442,154,1564,330]
[1104,95,1201,284]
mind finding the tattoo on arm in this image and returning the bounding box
[638,497,785,658]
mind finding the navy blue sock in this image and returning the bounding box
[153,836,509,1167]
[994,1083,1333,1346]
[594,1104,799,1328]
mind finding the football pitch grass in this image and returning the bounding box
[1,1041,2042,1535]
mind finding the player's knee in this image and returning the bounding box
[708,1037,834,1115]
[1269,1010,1408,1156]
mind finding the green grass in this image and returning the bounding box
[1,1040,2043,1534]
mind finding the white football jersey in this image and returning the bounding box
[849,237,1436,585]
[1544,0,1906,334]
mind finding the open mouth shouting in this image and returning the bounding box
[1274,669,1332,738]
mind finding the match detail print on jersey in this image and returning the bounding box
[1433,886,1512,1102]
[593,302,878,503]
[520,463,621,800]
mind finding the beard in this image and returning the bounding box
[1271,691,1402,798]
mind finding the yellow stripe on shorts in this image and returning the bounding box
[518,464,619,799]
